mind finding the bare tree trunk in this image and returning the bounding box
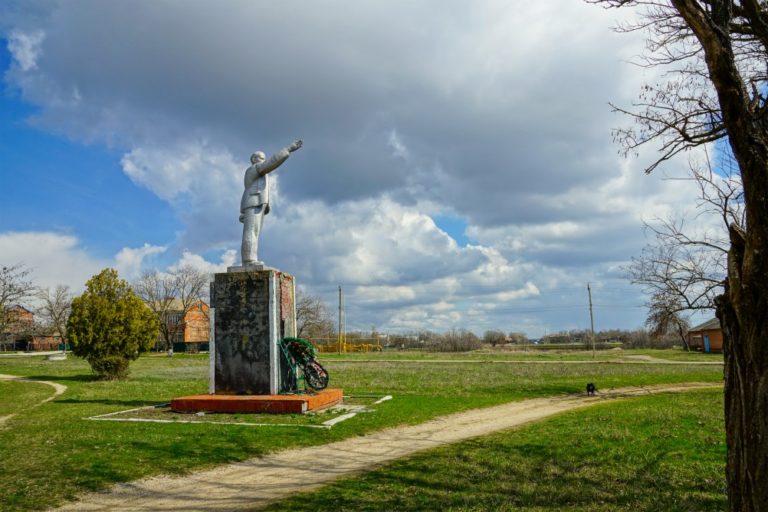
[675,321,690,352]
[588,0,768,505]
[715,132,768,509]
[717,279,768,511]
[662,2,768,507]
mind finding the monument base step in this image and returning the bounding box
[170,388,343,414]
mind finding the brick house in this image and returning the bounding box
[162,299,210,351]
[688,318,723,353]
[28,335,63,351]
[5,304,34,333]
[181,300,209,343]
[1,306,62,351]
[1,305,32,350]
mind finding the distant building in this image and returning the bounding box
[160,299,210,351]
[27,335,63,351]
[181,300,209,343]
[5,305,34,334]
[2,305,33,350]
[1,305,62,351]
[688,318,723,353]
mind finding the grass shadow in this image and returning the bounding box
[54,398,166,407]
[24,374,98,383]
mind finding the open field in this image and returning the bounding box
[264,389,726,512]
[321,347,725,363]
[0,350,723,511]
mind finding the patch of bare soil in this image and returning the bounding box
[54,382,719,512]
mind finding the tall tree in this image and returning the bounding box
[36,285,73,343]
[592,1,768,509]
[133,266,209,350]
[0,263,35,336]
[68,268,158,380]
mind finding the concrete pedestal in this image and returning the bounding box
[171,388,343,414]
[210,269,296,395]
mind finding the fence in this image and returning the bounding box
[309,337,383,353]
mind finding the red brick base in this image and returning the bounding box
[170,388,343,414]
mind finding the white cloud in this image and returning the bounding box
[264,196,486,286]
[1,2,724,335]
[7,29,44,71]
[114,243,167,279]
[120,142,241,203]
[494,282,540,302]
[119,141,247,252]
[0,231,106,293]
[167,250,237,275]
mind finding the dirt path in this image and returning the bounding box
[55,382,719,512]
[0,374,67,427]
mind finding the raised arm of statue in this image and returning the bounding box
[257,140,304,178]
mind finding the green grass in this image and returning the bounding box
[264,389,726,512]
[323,347,724,363]
[0,351,724,511]
[0,380,54,417]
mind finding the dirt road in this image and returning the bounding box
[54,382,719,512]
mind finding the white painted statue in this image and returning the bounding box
[239,139,303,266]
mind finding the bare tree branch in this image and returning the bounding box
[0,263,35,336]
[295,289,334,340]
[133,266,209,350]
[35,285,73,340]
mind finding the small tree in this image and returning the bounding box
[36,285,72,347]
[645,290,691,350]
[429,329,481,352]
[67,268,158,380]
[508,332,528,345]
[483,330,507,347]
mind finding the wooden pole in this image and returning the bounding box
[338,285,342,354]
[588,283,595,359]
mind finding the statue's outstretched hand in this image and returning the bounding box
[289,139,303,152]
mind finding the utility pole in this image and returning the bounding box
[338,285,342,354]
[342,290,346,351]
[588,283,595,359]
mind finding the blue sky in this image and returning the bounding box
[1,42,177,260]
[0,2,721,336]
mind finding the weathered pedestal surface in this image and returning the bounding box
[211,268,296,395]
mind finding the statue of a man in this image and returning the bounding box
[239,139,303,266]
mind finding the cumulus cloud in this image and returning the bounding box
[263,197,486,285]
[167,250,237,275]
[1,1,720,334]
[120,142,243,251]
[7,29,44,71]
[0,231,106,292]
[2,2,643,219]
[114,243,167,279]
